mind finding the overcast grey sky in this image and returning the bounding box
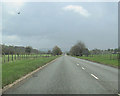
[2,2,118,51]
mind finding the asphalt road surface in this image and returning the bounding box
[4,55,119,94]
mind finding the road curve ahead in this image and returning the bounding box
[4,56,118,94]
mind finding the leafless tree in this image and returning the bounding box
[70,41,86,56]
[52,46,62,55]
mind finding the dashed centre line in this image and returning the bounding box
[76,63,99,80]
[91,74,99,80]
[82,67,85,70]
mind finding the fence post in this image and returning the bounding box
[19,54,21,60]
[21,54,22,59]
[22,54,24,58]
[18,54,19,60]
[12,54,13,61]
[8,54,9,62]
[110,54,112,60]
[15,54,16,60]
[4,54,5,63]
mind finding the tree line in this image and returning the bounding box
[1,42,119,57]
[67,41,119,56]
[1,44,63,56]
[1,44,40,55]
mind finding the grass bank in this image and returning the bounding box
[2,56,59,87]
[75,54,118,68]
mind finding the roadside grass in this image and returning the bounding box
[2,56,59,87]
[75,54,118,68]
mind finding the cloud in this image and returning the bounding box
[8,11,16,15]
[3,1,25,16]
[2,35,21,45]
[63,5,90,17]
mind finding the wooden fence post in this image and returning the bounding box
[12,54,13,61]
[4,54,5,63]
[15,54,16,60]
[18,54,19,60]
[8,54,9,62]
[110,54,112,60]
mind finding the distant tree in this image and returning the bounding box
[70,41,86,56]
[47,50,52,54]
[111,49,114,52]
[114,48,118,54]
[31,49,39,54]
[52,46,62,55]
[83,48,90,56]
[2,45,10,55]
[25,46,32,54]
[9,46,15,54]
[108,49,111,51]
[66,52,70,55]
[91,49,102,55]
[1,44,40,55]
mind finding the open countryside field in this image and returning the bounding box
[2,56,59,87]
[75,54,119,68]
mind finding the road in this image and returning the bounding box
[4,55,119,94]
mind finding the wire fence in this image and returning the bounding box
[88,54,118,60]
[2,54,51,63]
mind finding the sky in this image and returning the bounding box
[2,2,118,51]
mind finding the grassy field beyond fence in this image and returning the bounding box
[75,54,118,68]
[2,56,59,87]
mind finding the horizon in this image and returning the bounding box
[1,43,118,52]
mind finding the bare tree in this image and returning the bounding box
[47,50,52,54]
[25,46,32,54]
[70,41,86,56]
[52,46,62,55]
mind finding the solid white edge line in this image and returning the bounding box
[91,74,99,80]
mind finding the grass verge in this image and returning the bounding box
[75,55,118,68]
[2,56,59,88]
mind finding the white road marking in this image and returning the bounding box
[77,63,79,66]
[91,74,99,80]
[82,67,85,70]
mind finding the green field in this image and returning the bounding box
[2,56,58,87]
[75,54,118,68]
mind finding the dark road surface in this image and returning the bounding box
[4,55,118,94]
